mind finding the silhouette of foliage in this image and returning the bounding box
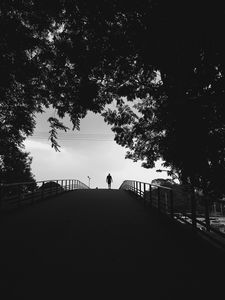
[1,1,225,196]
[101,1,225,197]
[0,144,35,184]
[40,181,63,191]
[48,117,69,152]
[151,178,176,187]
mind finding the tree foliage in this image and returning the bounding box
[0,144,35,184]
[0,1,225,195]
[101,0,225,197]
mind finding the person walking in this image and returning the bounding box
[106,173,113,189]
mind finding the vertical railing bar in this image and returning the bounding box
[17,184,21,208]
[56,180,59,195]
[138,182,140,197]
[205,196,210,231]
[149,185,152,207]
[41,181,44,201]
[144,183,146,206]
[157,187,161,212]
[165,191,168,214]
[118,180,225,249]
[50,181,53,197]
[191,186,197,230]
[0,185,3,210]
[170,189,174,218]
[31,182,34,204]
[0,179,90,212]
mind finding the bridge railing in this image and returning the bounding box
[120,180,174,217]
[0,179,89,212]
[120,180,225,248]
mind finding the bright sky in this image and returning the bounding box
[24,109,170,189]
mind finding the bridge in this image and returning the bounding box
[0,179,225,298]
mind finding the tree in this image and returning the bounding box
[0,0,153,181]
[40,181,63,192]
[1,1,225,197]
[0,0,149,149]
[0,144,35,184]
[101,1,225,197]
[151,178,176,187]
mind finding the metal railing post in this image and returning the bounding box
[56,180,58,195]
[0,179,89,212]
[31,182,35,204]
[0,185,3,209]
[41,181,44,201]
[118,179,225,248]
[149,185,152,207]
[157,187,161,212]
[143,183,146,206]
[170,189,174,218]
[165,191,168,213]
[204,196,210,231]
[17,184,21,207]
[191,186,197,230]
[50,181,53,197]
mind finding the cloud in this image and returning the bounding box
[24,111,171,188]
[24,140,52,151]
[24,139,87,181]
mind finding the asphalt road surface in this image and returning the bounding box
[0,189,224,298]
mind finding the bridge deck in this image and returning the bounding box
[0,189,224,297]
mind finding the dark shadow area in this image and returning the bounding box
[0,189,224,298]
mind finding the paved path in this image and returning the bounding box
[0,189,224,298]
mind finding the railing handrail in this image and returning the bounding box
[120,180,173,191]
[0,179,89,212]
[0,179,88,187]
[120,179,225,249]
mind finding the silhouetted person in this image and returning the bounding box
[106,173,113,189]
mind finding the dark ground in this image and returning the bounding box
[0,189,224,299]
